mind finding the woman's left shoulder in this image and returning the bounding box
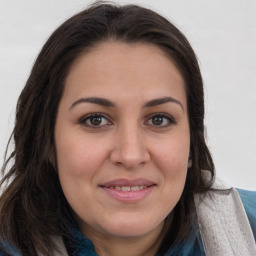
[236,188,256,239]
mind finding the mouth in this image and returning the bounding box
[100,178,156,188]
[106,185,153,192]
[100,179,156,202]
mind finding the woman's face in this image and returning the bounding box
[55,42,190,241]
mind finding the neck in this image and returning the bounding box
[82,224,165,256]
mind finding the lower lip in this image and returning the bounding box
[101,186,156,202]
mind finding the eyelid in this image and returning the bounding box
[144,112,176,127]
[79,112,113,128]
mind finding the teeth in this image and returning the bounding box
[122,186,131,191]
[112,186,148,191]
[131,186,139,191]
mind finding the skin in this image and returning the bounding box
[55,41,190,256]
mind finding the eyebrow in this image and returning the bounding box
[70,97,115,109]
[143,97,184,110]
[69,96,183,110]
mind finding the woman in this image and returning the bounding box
[0,3,255,256]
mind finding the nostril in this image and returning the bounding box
[109,132,150,168]
[110,152,149,169]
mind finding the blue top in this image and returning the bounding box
[1,189,255,256]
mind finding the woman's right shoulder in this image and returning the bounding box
[0,250,9,256]
[0,241,22,256]
[0,244,10,256]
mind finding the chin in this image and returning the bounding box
[101,217,164,238]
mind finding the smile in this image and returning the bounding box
[108,185,149,191]
[100,179,156,202]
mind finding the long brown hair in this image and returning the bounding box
[0,2,214,255]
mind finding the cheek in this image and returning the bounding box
[154,135,190,173]
[152,134,189,202]
[55,136,109,212]
[56,133,108,178]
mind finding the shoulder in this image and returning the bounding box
[0,241,22,256]
[236,188,256,241]
[0,245,11,256]
[0,251,9,256]
[0,248,8,256]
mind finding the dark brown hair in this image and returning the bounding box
[0,2,214,255]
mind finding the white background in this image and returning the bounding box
[0,0,255,190]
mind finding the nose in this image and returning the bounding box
[110,125,150,169]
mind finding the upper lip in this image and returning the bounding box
[100,178,156,187]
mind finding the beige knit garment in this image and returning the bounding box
[194,179,256,256]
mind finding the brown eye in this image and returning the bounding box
[90,116,103,126]
[80,114,111,128]
[146,113,176,128]
[152,116,164,126]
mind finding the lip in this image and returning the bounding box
[100,178,156,202]
[100,178,156,187]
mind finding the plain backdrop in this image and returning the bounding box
[0,0,255,190]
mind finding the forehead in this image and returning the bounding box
[63,41,186,108]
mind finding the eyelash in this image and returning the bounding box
[79,113,112,128]
[146,113,176,128]
[79,112,176,129]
